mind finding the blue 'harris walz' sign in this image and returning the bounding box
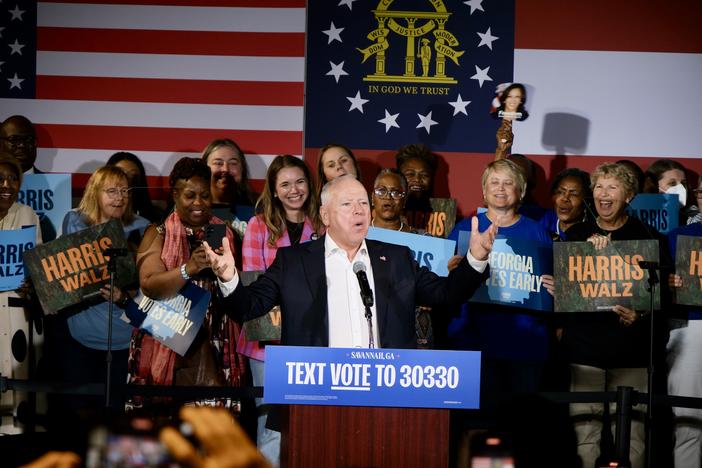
[0,226,36,292]
[264,346,481,409]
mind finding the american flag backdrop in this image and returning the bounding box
[0,0,306,195]
[1,0,701,213]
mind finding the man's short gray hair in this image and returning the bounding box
[320,173,358,205]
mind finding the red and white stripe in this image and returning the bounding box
[1,0,306,192]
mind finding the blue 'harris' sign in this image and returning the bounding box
[366,227,456,276]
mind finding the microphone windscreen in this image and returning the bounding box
[352,261,366,274]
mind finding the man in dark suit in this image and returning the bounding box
[0,115,41,174]
[207,175,498,348]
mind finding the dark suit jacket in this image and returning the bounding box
[227,237,488,349]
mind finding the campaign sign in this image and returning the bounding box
[458,233,553,311]
[239,271,282,342]
[19,173,71,242]
[23,220,137,314]
[404,198,457,238]
[626,193,679,235]
[128,282,209,356]
[554,240,660,312]
[674,235,702,306]
[367,227,456,277]
[0,227,37,292]
[264,346,481,409]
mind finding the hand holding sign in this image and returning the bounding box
[469,215,499,261]
[669,273,683,288]
[495,120,513,159]
[587,233,611,250]
[613,304,638,326]
[203,238,236,282]
[542,274,555,296]
[99,284,128,305]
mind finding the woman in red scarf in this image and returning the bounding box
[127,158,246,411]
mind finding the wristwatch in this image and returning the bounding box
[180,263,191,281]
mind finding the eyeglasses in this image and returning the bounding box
[373,187,406,200]
[103,188,130,199]
[0,174,19,185]
[0,135,36,147]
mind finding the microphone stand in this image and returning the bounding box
[104,247,127,408]
[364,304,375,349]
[639,260,659,468]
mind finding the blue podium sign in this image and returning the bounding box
[264,346,481,409]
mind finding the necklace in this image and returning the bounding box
[371,219,403,231]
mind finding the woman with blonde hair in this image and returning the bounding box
[49,165,148,436]
[563,162,667,468]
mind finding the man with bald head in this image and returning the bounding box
[207,174,498,349]
[1,115,39,173]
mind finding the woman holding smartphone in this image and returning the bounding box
[127,158,246,410]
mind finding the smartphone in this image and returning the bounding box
[85,417,177,468]
[469,431,514,468]
[205,223,226,250]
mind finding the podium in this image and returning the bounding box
[281,405,449,468]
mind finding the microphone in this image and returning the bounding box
[352,261,374,308]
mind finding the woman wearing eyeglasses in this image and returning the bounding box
[370,169,413,233]
[47,166,149,435]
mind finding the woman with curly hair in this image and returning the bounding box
[126,157,246,411]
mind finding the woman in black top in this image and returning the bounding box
[563,162,668,468]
